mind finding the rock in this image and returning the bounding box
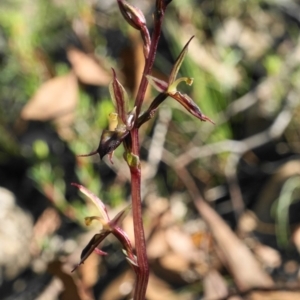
[0,187,33,279]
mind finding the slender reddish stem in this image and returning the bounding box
[130,128,149,299]
[134,6,166,116]
[129,3,168,299]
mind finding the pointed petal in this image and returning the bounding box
[98,130,129,159]
[76,149,99,157]
[109,205,132,228]
[125,255,139,267]
[113,227,134,252]
[72,232,110,272]
[94,247,108,256]
[109,69,129,124]
[107,151,114,164]
[113,227,138,272]
[169,92,215,124]
[71,183,110,222]
[122,249,138,267]
[85,216,108,229]
[169,36,194,84]
[146,75,168,93]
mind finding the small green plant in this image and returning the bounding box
[71,1,213,298]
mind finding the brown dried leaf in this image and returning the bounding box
[147,273,188,300]
[100,269,135,299]
[165,226,200,263]
[147,229,169,259]
[238,210,258,233]
[67,47,111,86]
[249,291,300,300]
[160,252,189,273]
[30,207,61,256]
[292,225,300,253]
[253,244,281,269]
[101,270,189,300]
[121,212,134,239]
[47,260,81,300]
[21,72,78,122]
[203,269,228,300]
[79,249,100,290]
[195,199,274,291]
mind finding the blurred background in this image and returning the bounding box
[1,0,300,299]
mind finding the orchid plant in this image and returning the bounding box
[72,0,213,299]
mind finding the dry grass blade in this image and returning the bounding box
[47,260,82,300]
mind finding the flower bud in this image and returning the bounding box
[117,0,146,30]
[117,1,151,58]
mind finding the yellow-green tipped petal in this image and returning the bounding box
[84,216,106,227]
[167,77,194,94]
[169,36,194,84]
[71,183,110,222]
